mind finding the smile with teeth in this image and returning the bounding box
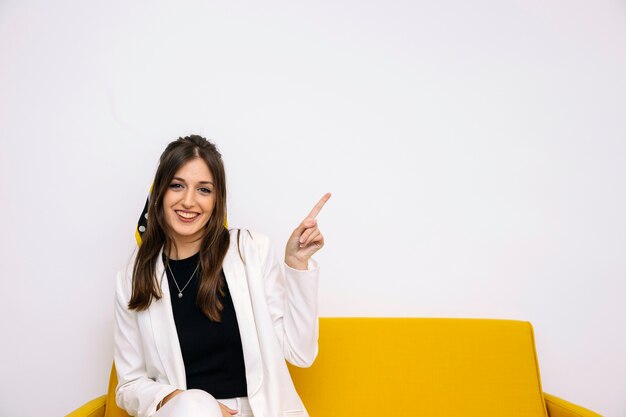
[176,210,199,220]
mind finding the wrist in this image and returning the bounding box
[285,256,308,270]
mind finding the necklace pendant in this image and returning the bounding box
[178,292,183,298]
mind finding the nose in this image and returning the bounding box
[181,188,195,209]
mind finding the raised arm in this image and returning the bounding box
[260,193,331,367]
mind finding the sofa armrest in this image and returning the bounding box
[65,395,107,417]
[543,392,603,417]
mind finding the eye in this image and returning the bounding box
[199,187,212,194]
[169,183,183,190]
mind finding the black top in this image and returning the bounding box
[164,252,248,398]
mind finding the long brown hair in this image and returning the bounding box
[128,135,230,321]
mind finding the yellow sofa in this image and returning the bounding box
[67,318,602,417]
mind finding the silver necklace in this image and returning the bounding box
[167,262,200,299]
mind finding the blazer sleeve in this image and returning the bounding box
[113,269,179,417]
[254,232,320,368]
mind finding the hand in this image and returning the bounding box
[218,402,238,416]
[285,193,331,270]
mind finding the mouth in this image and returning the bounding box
[175,210,200,223]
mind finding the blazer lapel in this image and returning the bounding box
[223,241,264,397]
[149,248,187,388]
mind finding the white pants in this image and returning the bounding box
[153,389,254,417]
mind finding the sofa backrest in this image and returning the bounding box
[288,318,548,417]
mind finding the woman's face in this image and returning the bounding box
[162,157,216,247]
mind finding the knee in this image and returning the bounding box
[183,389,217,403]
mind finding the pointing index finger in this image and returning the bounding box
[306,192,332,219]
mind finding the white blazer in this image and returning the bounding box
[113,229,319,417]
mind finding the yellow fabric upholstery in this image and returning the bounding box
[67,318,602,417]
[543,393,602,417]
[66,395,106,417]
[291,318,547,417]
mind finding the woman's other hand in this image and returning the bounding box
[285,193,331,270]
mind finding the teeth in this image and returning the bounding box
[176,211,198,219]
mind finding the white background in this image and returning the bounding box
[1,1,624,416]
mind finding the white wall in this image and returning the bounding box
[1,1,624,416]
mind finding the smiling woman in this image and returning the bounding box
[115,135,331,417]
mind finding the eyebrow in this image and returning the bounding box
[172,177,214,186]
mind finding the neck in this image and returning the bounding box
[168,238,201,260]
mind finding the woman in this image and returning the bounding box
[114,135,330,417]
